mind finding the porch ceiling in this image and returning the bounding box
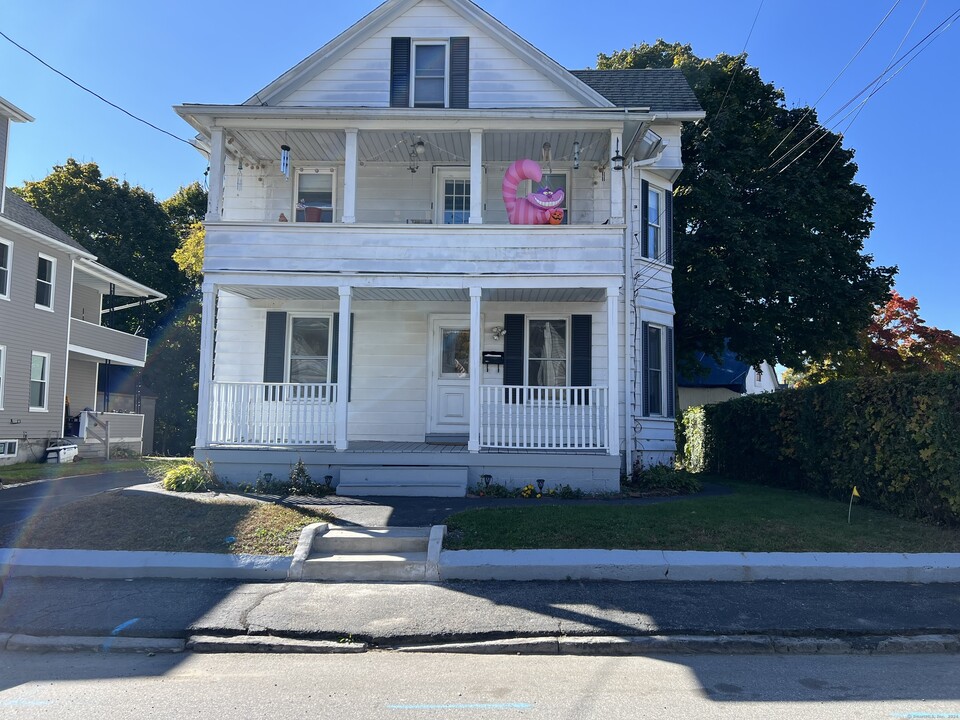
[229,129,611,166]
[226,285,606,303]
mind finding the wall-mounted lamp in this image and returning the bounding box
[491,326,506,341]
[611,138,624,171]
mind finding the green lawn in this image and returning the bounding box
[0,457,184,486]
[444,480,960,553]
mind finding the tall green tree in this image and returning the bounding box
[598,42,896,369]
[14,159,191,338]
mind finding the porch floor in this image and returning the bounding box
[208,440,607,455]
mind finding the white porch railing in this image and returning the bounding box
[480,385,609,450]
[210,382,337,446]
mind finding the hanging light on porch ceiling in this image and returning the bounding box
[611,138,624,172]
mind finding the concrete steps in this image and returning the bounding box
[289,524,445,582]
[337,466,467,497]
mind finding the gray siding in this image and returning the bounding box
[0,227,72,453]
[66,358,98,410]
[71,284,101,321]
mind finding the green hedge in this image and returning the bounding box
[680,371,960,525]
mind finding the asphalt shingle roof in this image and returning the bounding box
[571,68,702,113]
[2,188,91,255]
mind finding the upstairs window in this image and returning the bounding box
[391,37,469,109]
[640,180,673,264]
[646,186,662,260]
[295,168,336,223]
[413,43,446,108]
[35,254,55,310]
[0,239,11,300]
[0,345,5,409]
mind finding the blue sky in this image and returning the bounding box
[2,0,958,334]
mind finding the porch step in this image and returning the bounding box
[297,525,437,582]
[337,466,468,497]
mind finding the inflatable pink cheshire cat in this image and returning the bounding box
[502,159,565,225]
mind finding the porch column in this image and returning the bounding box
[342,129,358,224]
[195,282,218,448]
[606,286,621,457]
[468,286,482,452]
[335,286,353,450]
[609,129,625,224]
[205,128,226,222]
[469,129,483,224]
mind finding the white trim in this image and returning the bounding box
[642,323,667,419]
[0,237,11,300]
[67,345,147,368]
[334,286,352,451]
[427,312,476,438]
[644,182,666,263]
[0,344,6,410]
[29,351,51,412]
[35,252,56,311]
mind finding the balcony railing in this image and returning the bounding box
[69,319,148,365]
[210,382,337,446]
[480,385,609,450]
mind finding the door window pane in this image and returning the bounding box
[441,329,469,378]
[443,179,470,224]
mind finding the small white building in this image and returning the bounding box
[177,0,703,494]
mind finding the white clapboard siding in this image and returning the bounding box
[204,224,623,276]
[279,0,585,109]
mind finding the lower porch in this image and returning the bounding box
[196,441,621,495]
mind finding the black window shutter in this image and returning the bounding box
[503,314,525,403]
[640,179,650,259]
[263,311,287,382]
[665,326,675,418]
[449,36,469,109]
[390,37,411,107]
[640,320,650,417]
[331,313,355,401]
[664,190,673,265]
[571,314,592,405]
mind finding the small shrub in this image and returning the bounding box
[110,446,141,460]
[628,463,702,495]
[237,460,334,498]
[162,460,221,493]
[472,481,513,498]
[552,483,584,499]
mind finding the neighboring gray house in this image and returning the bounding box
[177,0,704,494]
[0,97,164,465]
[677,349,782,412]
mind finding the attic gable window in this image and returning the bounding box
[391,37,469,109]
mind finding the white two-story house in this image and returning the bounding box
[177,0,703,494]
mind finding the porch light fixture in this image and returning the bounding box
[407,137,426,173]
[611,138,624,171]
[491,326,506,341]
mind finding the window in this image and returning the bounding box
[30,351,50,411]
[0,345,5,409]
[646,186,662,260]
[412,42,447,108]
[442,178,470,224]
[0,440,17,459]
[294,168,336,223]
[641,321,675,418]
[288,316,332,383]
[0,239,11,300]
[35,253,55,310]
[520,172,569,224]
[527,319,568,387]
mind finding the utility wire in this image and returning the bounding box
[0,29,205,153]
[768,0,903,158]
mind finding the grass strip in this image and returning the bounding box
[0,490,333,555]
[444,481,960,553]
[0,457,185,486]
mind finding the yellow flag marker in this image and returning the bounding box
[848,486,860,524]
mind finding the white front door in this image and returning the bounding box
[428,316,471,435]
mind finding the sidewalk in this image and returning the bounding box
[1,575,958,655]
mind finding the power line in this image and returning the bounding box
[0,29,204,154]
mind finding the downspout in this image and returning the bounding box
[624,160,634,474]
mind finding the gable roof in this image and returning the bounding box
[1,188,93,255]
[677,349,751,393]
[249,0,613,109]
[571,69,703,114]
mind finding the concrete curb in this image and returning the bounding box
[3,634,185,653]
[287,522,328,580]
[0,548,290,580]
[187,635,367,653]
[426,525,446,582]
[439,549,960,583]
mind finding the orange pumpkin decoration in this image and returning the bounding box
[548,208,564,225]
